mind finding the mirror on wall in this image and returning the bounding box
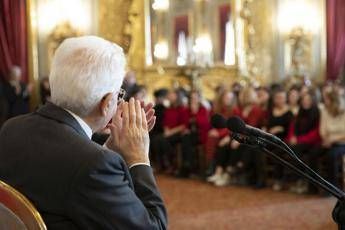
[145,0,235,68]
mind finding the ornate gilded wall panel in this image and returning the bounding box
[99,0,146,78]
[246,0,275,83]
[98,0,132,49]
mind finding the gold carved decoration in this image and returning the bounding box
[237,0,274,85]
[47,22,82,68]
[98,0,132,51]
[124,0,146,73]
[99,0,146,76]
[287,27,312,80]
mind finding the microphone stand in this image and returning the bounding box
[231,133,345,229]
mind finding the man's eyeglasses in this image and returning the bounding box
[117,88,126,104]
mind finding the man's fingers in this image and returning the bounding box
[144,102,154,113]
[140,101,154,113]
[146,112,155,127]
[106,123,116,130]
[135,100,142,128]
[113,102,123,121]
[140,100,145,109]
[112,102,123,131]
[148,116,156,132]
[141,108,148,130]
[128,98,136,126]
[146,109,155,123]
[122,101,129,129]
[140,101,155,130]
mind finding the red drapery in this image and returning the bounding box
[174,15,189,50]
[326,0,345,81]
[219,4,231,61]
[0,0,28,82]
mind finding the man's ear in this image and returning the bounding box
[100,93,114,117]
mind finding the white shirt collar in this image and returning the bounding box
[65,109,93,139]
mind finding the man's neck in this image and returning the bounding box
[83,116,99,133]
[65,109,94,139]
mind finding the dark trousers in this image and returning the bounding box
[215,145,231,168]
[329,144,345,187]
[151,133,181,170]
[229,144,265,186]
[289,144,326,187]
[180,132,199,173]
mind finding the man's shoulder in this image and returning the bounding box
[0,111,125,170]
[0,113,33,132]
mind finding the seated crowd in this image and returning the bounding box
[1,68,345,195]
[148,81,345,195]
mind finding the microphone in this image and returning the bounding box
[210,114,227,129]
[227,116,281,143]
[210,114,281,144]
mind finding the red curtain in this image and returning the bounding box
[219,4,231,61]
[0,0,28,82]
[174,15,189,50]
[326,0,345,81]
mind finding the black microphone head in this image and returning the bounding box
[210,114,227,129]
[227,116,246,133]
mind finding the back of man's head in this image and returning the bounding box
[49,36,126,117]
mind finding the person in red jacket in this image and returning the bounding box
[230,86,267,187]
[286,88,321,194]
[204,89,237,176]
[154,89,188,173]
[208,86,266,187]
[177,90,211,177]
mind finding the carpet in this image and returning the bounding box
[156,175,337,230]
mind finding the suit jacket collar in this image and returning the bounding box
[36,102,89,139]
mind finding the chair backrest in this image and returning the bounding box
[0,203,27,230]
[0,180,47,230]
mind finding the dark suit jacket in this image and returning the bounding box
[0,103,167,229]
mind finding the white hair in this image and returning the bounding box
[49,36,126,116]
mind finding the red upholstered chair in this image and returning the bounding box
[0,180,46,230]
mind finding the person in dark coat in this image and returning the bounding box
[0,36,167,230]
[3,66,32,118]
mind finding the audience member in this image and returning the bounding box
[288,85,300,116]
[287,88,321,194]
[231,86,266,188]
[178,90,210,177]
[40,77,51,104]
[205,90,236,161]
[122,71,137,101]
[208,86,265,187]
[150,88,168,170]
[257,86,270,112]
[205,89,236,176]
[3,66,32,118]
[156,89,188,173]
[128,84,147,101]
[231,82,242,99]
[265,88,293,191]
[319,86,345,187]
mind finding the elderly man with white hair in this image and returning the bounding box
[0,36,167,229]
